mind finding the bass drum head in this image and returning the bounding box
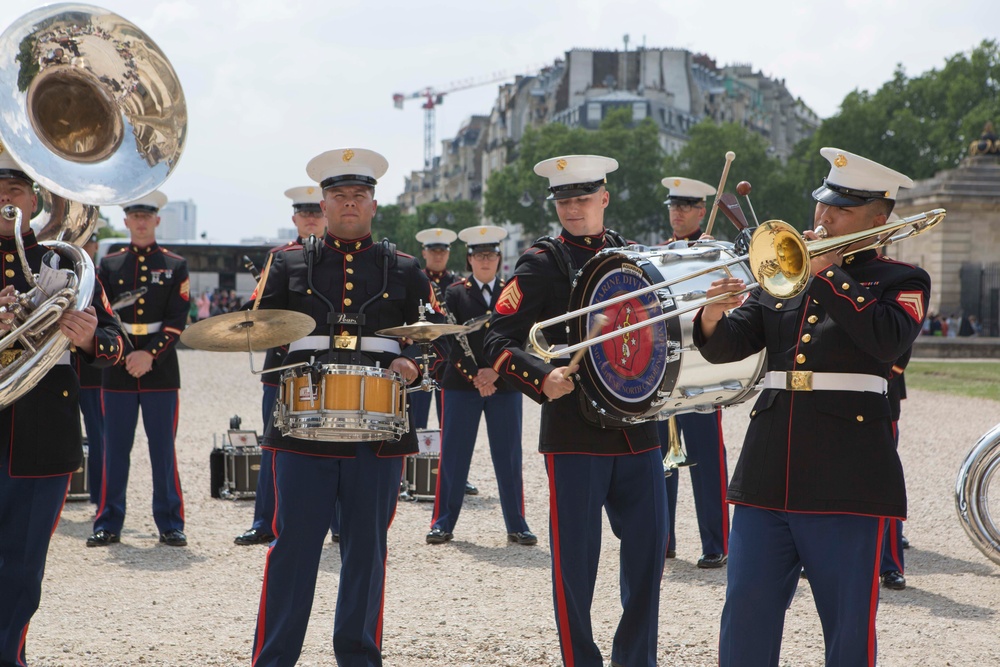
[568,251,681,421]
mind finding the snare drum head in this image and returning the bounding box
[569,251,680,420]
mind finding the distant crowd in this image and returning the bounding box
[922,312,981,337]
[189,288,244,323]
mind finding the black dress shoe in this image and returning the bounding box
[901,535,910,549]
[86,530,120,547]
[426,528,453,544]
[665,550,677,559]
[881,570,906,590]
[331,533,340,544]
[234,528,274,546]
[465,481,479,495]
[697,553,727,569]
[159,529,188,547]
[507,530,538,546]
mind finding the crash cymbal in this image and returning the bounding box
[376,321,471,342]
[180,309,315,352]
[463,314,491,332]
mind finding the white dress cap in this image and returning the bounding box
[661,176,716,204]
[306,148,388,190]
[122,190,168,213]
[0,143,31,183]
[812,147,913,207]
[534,155,619,200]
[284,185,323,212]
[415,227,458,248]
[458,225,507,252]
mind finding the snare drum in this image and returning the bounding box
[568,243,766,421]
[403,429,440,500]
[275,364,407,441]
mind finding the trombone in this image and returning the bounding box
[528,208,946,362]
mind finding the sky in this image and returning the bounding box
[1,0,995,241]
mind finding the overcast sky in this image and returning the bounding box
[2,0,995,240]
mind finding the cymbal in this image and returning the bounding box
[463,314,491,332]
[376,321,471,342]
[180,309,315,352]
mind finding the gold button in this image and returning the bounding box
[306,289,312,295]
[383,293,388,298]
[856,415,864,422]
[808,315,818,324]
[751,410,757,417]
[774,302,783,309]
[138,256,145,262]
[138,298,145,304]
[826,271,835,278]
[841,282,850,290]
[346,254,354,262]
[344,298,352,306]
[796,354,806,364]
[857,296,865,303]
[140,276,147,282]
[801,334,811,343]
[4,269,13,278]
[141,265,148,271]
[523,372,529,378]
[510,364,515,370]
[99,344,104,351]
[118,279,124,284]
[137,309,144,315]
[346,282,354,290]
[4,254,13,262]
[534,380,539,385]
[347,268,354,274]
[62,390,69,397]
[485,322,490,328]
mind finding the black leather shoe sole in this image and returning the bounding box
[426,529,453,544]
[234,530,275,546]
[881,571,906,590]
[697,554,728,569]
[508,531,538,546]
[160,531,188,547]
[86,531,120,547]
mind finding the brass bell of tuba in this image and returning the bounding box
[0,3,187,409]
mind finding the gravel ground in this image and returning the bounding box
[25,350,1000,666]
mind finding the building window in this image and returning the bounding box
[587,102,602,124]
[632,102,647,121]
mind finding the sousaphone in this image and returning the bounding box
[0,3,187,408]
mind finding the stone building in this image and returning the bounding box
[891,124,1000,336]
[398,47,819,214]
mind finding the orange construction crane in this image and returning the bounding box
[393,72,516,169]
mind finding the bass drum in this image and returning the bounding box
[567,242,766,422]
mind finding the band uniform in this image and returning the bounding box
[484,155,668,667]
[90,191,190,547]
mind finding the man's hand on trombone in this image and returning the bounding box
[699,277,746,339]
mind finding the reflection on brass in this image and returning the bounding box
[0,349,23,368]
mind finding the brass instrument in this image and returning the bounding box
[528,208,946,362]
[662,415,695,471]
[956,423,1000,565]
[0,4,187,408]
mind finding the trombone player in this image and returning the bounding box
[696,148,929,666]
[0,148,124,666]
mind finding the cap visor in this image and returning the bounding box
[811,185,868,208]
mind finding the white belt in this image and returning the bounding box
[763,371,887,393]
[122,321,162,335]
[288,335,401,355]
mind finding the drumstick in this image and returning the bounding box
[567,313,609,371]
[704,151,736,238]
[251,253,274,312]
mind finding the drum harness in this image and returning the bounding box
[531,231,642,430]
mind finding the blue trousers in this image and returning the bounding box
[252,447,403,667]
[79,387,104,504]
[409,388,442,429]
[0,470,69,667]
[657,410,729,555]
[431,389,527,534]
[95,390,184,535]
[720,505,885,667]
[545,449,668,667]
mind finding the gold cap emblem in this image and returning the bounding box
[673,179,681,187]
[556,159,567,171]
[435,229,442,236]
[342,149,355,162]
[479,228,487,235]
[306,186,314,194]
[834,154,848,168]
